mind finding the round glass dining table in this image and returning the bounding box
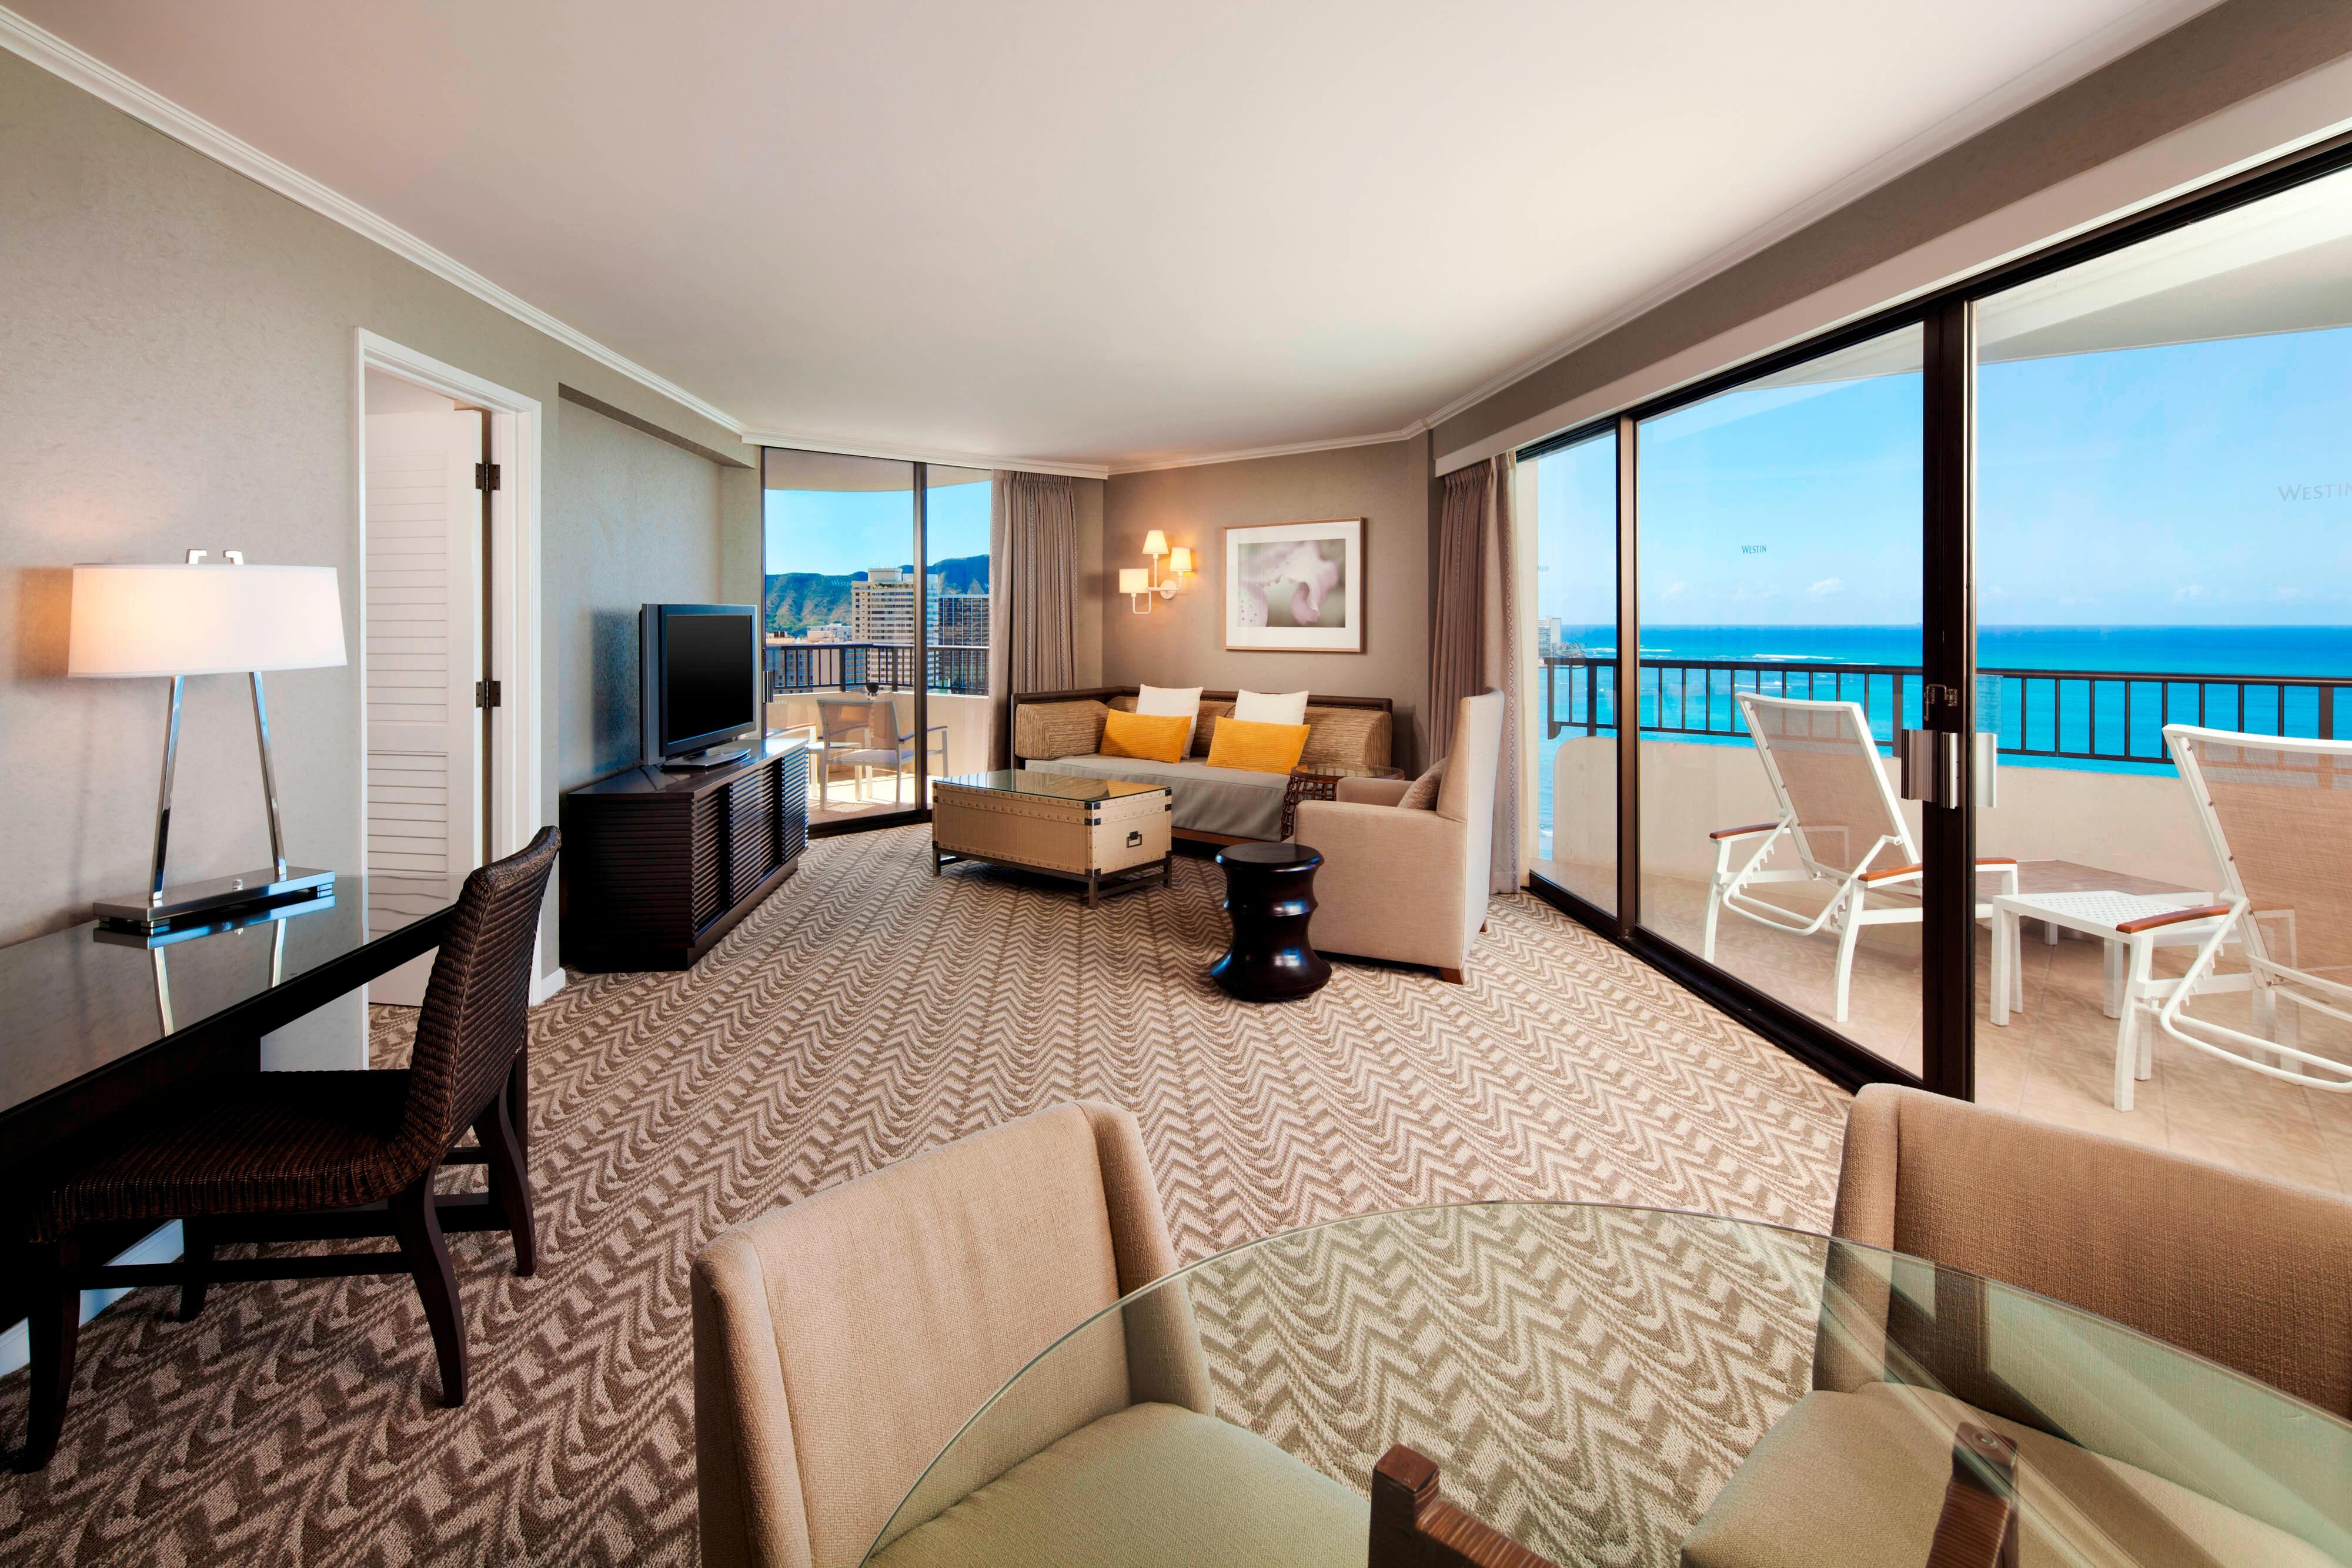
[861,1203,2351,1568]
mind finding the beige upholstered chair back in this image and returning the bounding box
[1436,690,1505,946]
[1826,1084,2352,1417]
[691,1102,1208,1568]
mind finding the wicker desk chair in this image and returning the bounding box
[12,825,559,1472]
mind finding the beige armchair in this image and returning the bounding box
[1681,1086,2352,1567]
[692,1101,1362,1568]
[1294,690,1505,983]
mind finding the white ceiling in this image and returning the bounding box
[12,1,2214,472]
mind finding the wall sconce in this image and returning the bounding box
[1131,533,1192,613]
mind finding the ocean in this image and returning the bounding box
[1533,624,2352,835]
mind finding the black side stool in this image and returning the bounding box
[1211,842,1333,1002]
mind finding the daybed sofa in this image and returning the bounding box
[1010,687,1394,845]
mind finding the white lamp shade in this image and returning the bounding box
[69,563,348,677]
[1118,568,1151,594]
[1168,546,1194,574]
[1141,530,1169,557]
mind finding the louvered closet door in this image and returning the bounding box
[363,409,484,1007]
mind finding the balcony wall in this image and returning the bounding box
[1550,736,2216,892]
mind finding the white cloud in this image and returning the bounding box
[1806,577,1844,599]
[2274,586,2311,602]
[1662,580,1689,599]
[2173,584,2209,601]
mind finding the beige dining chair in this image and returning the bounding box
[1681,1085,2352,1568]
[691,1101,1362,1568]
[1295,689,1504,983]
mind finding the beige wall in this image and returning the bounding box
[0,51,761,966]
[1432,0,2352,460]
[1102,436,1431,769]
[549,401,727,791]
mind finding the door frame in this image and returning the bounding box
[353,329,556,1001]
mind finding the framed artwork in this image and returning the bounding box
[1222,518,1364,652]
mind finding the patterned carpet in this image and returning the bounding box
[0,826,1847,1566]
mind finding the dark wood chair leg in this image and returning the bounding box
[179,1216,214,1322]
[390,1175,467,1407]
[507,1048,530,1161]
[475,1086,536,1278]
[1437,968,1466,985]
[18,1240,79,1472]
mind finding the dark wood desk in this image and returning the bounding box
[0,878,463,1328]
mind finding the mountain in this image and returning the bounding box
[763,555,991,636]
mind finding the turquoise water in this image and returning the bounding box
[1535,623,2352,841]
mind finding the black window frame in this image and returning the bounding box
[1515,128,2352,1095]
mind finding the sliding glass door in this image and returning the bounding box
[1520,139,2352,1192]
[1633,327,1926,1072]
[1969,160,2352,1177]
[762,449,924,828]
[924,465,993,800]
[1530,429,1620,911]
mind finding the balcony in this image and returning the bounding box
[763,640,992,824]
[1536,654,2352,1195]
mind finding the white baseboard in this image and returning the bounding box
[530,967,567,1005]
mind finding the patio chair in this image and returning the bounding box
[1706,693,2017,1022]
[2116,724,2352,1095]
[813,695,946,807]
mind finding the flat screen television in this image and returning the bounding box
[640,603,759,768]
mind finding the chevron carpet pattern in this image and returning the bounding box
[1182,1205,1829,1566]
[0,825,1846,1566]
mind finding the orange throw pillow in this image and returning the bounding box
[1100,708,1191,763]
[1207,717,1311,774]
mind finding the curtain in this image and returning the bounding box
[1429,455,1525,894]
[987,470,1081,767]
[1429,463,1491,761]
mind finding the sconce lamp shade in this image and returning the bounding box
[69,563,347,678]
[1141,530,1170,557]
[1118,568,1151,594]
[1168,546,1194,574]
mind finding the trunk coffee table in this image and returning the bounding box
[932,770,1172,904]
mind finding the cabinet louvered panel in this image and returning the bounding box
[559,743,807,971]
[690,792,726,930]
[726,765,780,905]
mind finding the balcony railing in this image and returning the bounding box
[1542,655,2344,765]
[766,641,989,697]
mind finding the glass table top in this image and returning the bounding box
[864,1202,2352,1566]
[0,874,457,1119]
[937,770,1169,804]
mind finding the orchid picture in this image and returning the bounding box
[1224,519,1363,651]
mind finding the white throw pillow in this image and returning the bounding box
[1135,684,1204,754]
[1233,688,1309,727]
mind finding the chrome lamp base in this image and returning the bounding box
[94,865,336,934]
[93,664,335,934]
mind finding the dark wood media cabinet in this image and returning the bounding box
[560,737,808,972]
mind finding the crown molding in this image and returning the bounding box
[1416,0,2224,438]
[1107,422,1427,476]
[0,4,748,440]
[742,429,1111,482]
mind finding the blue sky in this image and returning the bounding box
[1536,326,2352,628]
[763,475,991,577]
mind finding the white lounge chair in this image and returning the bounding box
[2118,725,2352,1096]
[1706,693,2016,1022]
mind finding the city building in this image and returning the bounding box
[849,567,941,645]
